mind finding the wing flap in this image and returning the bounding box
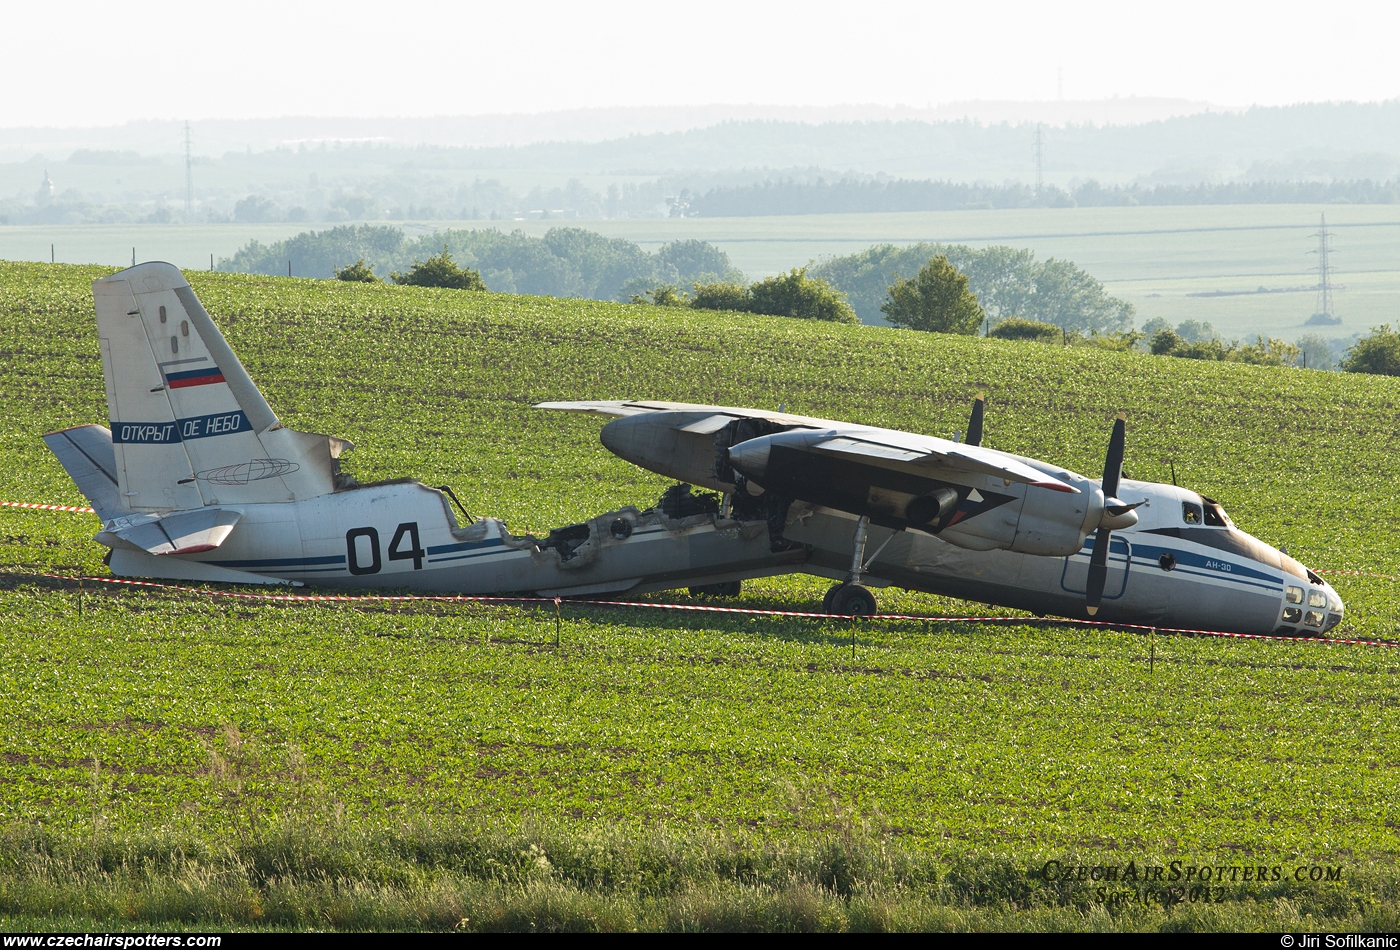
[677,414,738,435]
[811,437,924,462]
[809,434,1078,492]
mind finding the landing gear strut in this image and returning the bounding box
[822,515,881,616]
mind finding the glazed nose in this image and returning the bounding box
[1282,581,1343,632]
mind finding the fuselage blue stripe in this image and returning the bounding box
[211,555,346,568]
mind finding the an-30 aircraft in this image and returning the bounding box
[45,263,1343,638]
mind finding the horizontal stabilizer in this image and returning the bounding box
[98,507,243,555]
[43,425,121,519]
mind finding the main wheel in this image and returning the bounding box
[831,584,878,616]
[822,583,844,613]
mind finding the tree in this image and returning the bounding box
[334,258,380,283]
[233,195,278,223]
[958,246,1036,321]
[690,282,751,312]
[1294,333,1336,371]
[655,240,743,286]
[747,268,858,324]
[1150,328,1184,355]
[1030,258,1135,333]
[881,255,985,334]
[391,246,486,291]
[1342,325,1400,376]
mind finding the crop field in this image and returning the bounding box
[5,203,1399,342]
[1,262,1399,930]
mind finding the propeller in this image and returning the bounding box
[1085,412,1126,616]
[965,393,985,447]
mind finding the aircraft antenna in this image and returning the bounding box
[183,121,193,217]
[1309,213,1336,322]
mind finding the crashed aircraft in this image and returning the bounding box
[45,263,1343,637]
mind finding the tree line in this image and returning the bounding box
[222,225,743,301]
[686,178,1400,217]
[810,243,1135,332]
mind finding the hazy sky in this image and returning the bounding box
[6,0,1398,127]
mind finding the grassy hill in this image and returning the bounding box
[1,262,1398,930]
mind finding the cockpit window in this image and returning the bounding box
[1182,502,1203,525]
[1201,496,1231,528]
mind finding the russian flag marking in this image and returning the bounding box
[165,366,226,388]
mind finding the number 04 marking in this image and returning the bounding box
[345,522,425,574]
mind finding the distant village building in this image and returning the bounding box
[36,170,54,203]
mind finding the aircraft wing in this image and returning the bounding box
[534,400,836,428]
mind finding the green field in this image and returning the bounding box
[1,263,1399,930]
[4,204,1399,343]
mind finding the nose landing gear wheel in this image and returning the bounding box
[825,583,878,616]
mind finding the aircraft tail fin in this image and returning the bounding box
[92,262,349,511]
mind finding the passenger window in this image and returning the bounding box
[1285,586,1303,604]
[1308,591,1327,608]
[1282,606,1302,623]
[1182,502,1203,525]
[1303,610,1324,627]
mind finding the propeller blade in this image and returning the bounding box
[1101,412,1126,501]
[1085,526,1112,615]
[965,394,985,447]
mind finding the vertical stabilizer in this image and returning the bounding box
[93,263,343,510]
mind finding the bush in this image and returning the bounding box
[1079,329,1145,352]
[334,259,380,283]
[391,246,486,291]
[1152,329,1301,365]
[690,282,752,312]
[988,318,1062,343]
[881,255,985,334]
[747,268,858,323]
[1341,325,1400,375]
[628,285,688,307]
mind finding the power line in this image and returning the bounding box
[1310,213,1336,320]
[183,121,193,216]
[1033,124,1044,195]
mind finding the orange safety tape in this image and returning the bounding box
[20,570,1400,650]
[2,501,95,514]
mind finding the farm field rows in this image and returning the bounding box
[4,203,1399,340]
[1,262,1398,929]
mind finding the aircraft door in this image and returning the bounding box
[1060,536,1130,599]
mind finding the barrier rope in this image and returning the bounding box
[1,501,95,514]
[4,500,1397,648]
[11,570,1398,650]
